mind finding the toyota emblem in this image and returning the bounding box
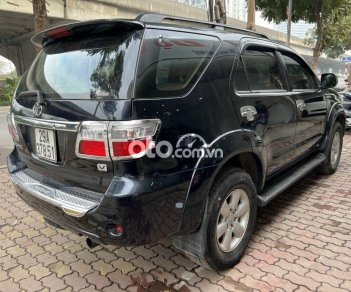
[33,102,43,118]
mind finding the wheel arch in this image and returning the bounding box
[320,103,346,151]
[178,133,265,235]
[173,151,262,268]
[210,151,264,194]
[335,112,346,132]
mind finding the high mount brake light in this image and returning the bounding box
[75,120,160,161]
[46,27,73,39]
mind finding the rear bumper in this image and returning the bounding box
[7,149,194,246]
[11,170,101,217]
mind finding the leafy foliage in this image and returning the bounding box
[256,0,351,24]
[0,76,20,106]
[324,46,347,59]
[322,14,351,58]
[255,0,351,64]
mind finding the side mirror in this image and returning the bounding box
[321,73,338,89]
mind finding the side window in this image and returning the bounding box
[234,58,250,92]
[281,52,317,90]
[135,29,219,98]
[242,49,284,91]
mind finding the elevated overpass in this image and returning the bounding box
[0,0,314,75]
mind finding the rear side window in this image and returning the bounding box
[242,49,284,91]
[135,29,219,98]
[281,52,317,90]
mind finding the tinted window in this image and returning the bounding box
[17,31,142,99]
[235,58,250,92]
[281,52,317,90]
[135,29,219,98]
[242,49,284,91]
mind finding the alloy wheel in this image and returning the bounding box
[216,189,250,252]
[330,130,341,168]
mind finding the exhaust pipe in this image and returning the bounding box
[86,238,100,249]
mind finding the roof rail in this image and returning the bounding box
[135,13,269,39]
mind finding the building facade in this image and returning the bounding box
[175,0,248,21]
[176,0,207,10]
[274,21,315,39]
[226,0,247,21]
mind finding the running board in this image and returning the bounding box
[257,153,326,207]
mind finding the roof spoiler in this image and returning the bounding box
[31,19,144,48]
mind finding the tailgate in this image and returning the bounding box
[12,100,131,193]
[11,22,142,193]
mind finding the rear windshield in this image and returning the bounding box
[17,30,142,99]
[135,29,219,98]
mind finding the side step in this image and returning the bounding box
[257,153,326,207]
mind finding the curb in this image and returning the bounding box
[0,106,10,112]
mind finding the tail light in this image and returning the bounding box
[109,120,160,160]
[7,113,19,142]
[75,122,110,160]
[76,120,160,160]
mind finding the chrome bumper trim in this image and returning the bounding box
[10,170,99,217]
[14,115,80,132]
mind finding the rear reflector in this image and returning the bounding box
[79,140,106,157]
[7,113,19,142]
[116,224,123,235]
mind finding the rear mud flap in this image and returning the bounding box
[172,201,210,269]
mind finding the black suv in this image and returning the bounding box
[7,14,345,270]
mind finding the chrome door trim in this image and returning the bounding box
[296,99,306,111]
[240,105,258,121]
[14,115,80,132]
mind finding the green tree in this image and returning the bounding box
[0,76,20,106]
[321,14,351,58]
[255,0,351,69]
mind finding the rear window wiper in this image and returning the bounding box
[16,90,45,105]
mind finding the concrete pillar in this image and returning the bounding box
[0,46,24,75]
[0,40,36,75]
[20,39,37,74]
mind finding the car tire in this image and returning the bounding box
[318,121,343,175]
[203,168,257,270]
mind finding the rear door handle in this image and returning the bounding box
[240,106,257,121]
[296,99,306,111]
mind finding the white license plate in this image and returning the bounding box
[35,128,57,162]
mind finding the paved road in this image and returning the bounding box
[0,134,351,291]
[0,106,13,166]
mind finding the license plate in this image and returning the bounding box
[35,128,57,162]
